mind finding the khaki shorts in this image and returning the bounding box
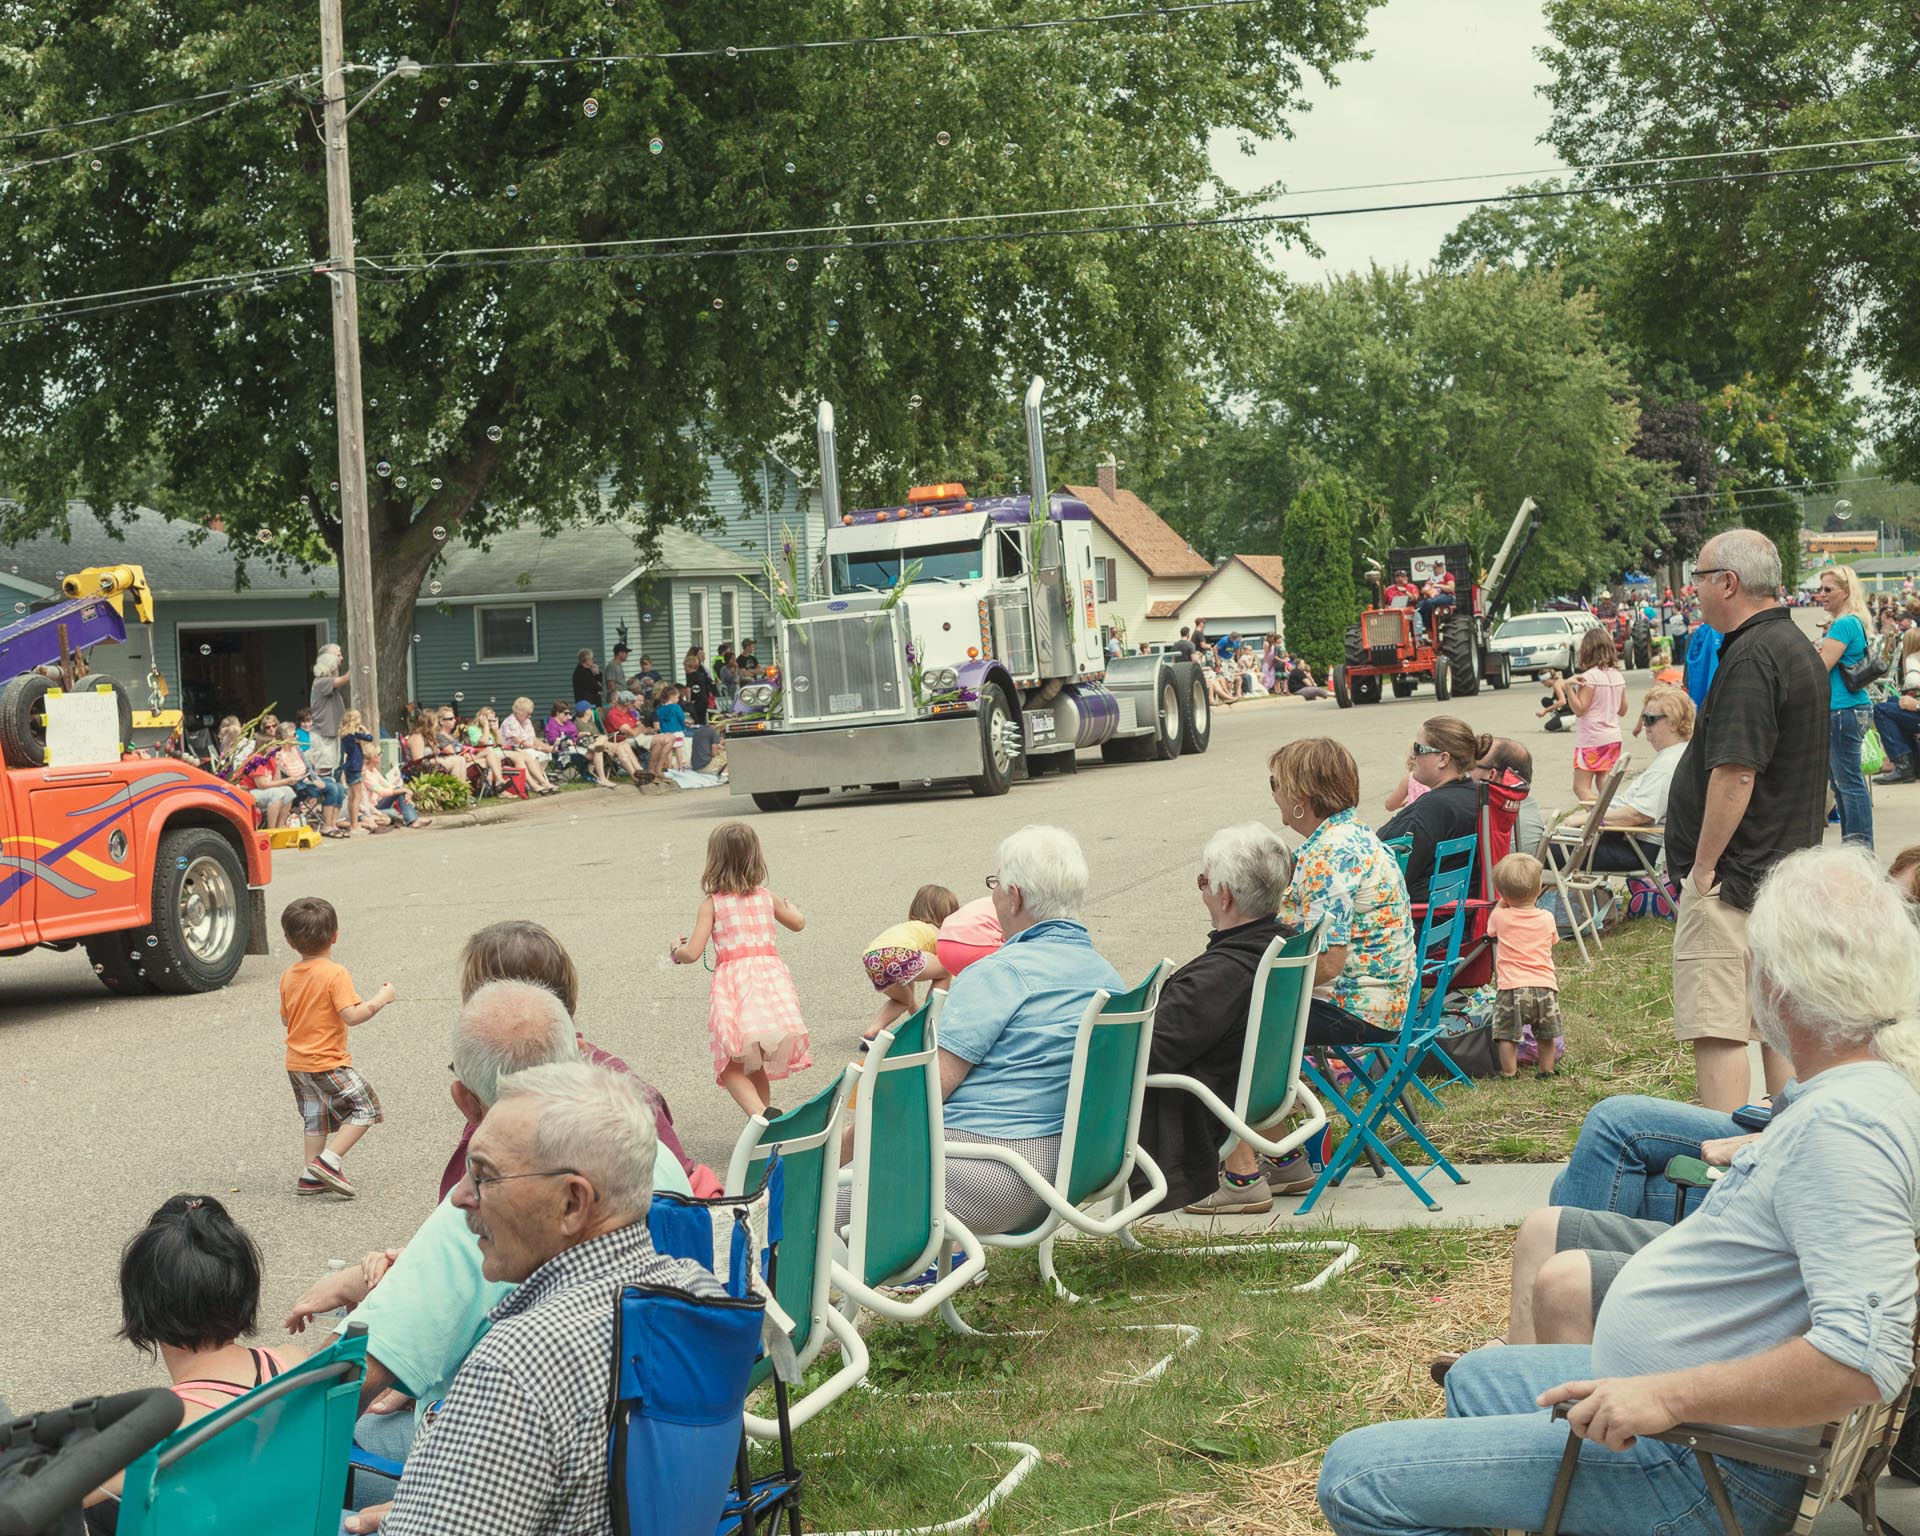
[1672,883,1754,1044]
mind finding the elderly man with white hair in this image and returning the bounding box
[1318,845,1920,1536]
[351,1061,723,1536]
[1133,823,1308,1216]
[932,824,1124,1238]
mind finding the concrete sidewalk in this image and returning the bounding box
[1138,1160,1564,1232]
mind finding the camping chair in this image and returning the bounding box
[1295,856,1474,1215]
[114,1327,368,1536]
[937,961,1202,1386]
[723,1076,870,1442]
[830,995,988,1322]
[1127,919,1360,1291]
[1383,834,1414,878]
[0,1390,183,1536]
[1541,757,1632,965]
[1399,832,1481,1098]
[1441,772,1526,995]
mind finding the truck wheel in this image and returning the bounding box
[968,686,1019,797]
[751,791,801,812]
[1332,664,1353,709]
[1443,619,1481,698]
[1431,655,1452,703]
[141,827,251,994]
[0,674,51,768]
[83,933,158,995]
[1489,651,1512,690]
[1177,663,1211,754]
[1150,672,1183,762]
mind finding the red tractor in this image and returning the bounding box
[1331,499,1538,709]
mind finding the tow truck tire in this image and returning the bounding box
[83,933,158,995]
[968,685,1019,797]
[1432,655,1452,703]
[751,791,801,812]
[1176,662,1211,754]
[0,674,51,768]
[1150,672,1183,762]
[142,827,250,994]
[1332,664,1353,709]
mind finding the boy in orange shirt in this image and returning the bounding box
[279,896,396,1196]
[1487,852,1562,1079]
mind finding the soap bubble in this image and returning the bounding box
[430,476,444,490]
[827,318,840,335]
[909,394,923,409]
[468,79,479,91]
[1003,141,1018,155]
[776,300,786,311]
[712,297,724,310]
[11,604,21,615]
[854,281,863,292]
[785,257,799,272]
[438,96,451,108]
[176,856,187,869]
[145,935,157,947]
[461,661,470,671]
[643,612,653,622]
[429,580,443,595]
[936,131,950,147]
[486,425,504,442]
[432,525,446,540]
[412,633,421,643]
[726,45,739,57]
[648,136,664,155]
[199,644,211,656]
[375,460,392,477]
[784,161,795,174]
[454,691,464,702]
[330,481,340,492]
[864,192,877,205]
[1835,499,1854,521]
[90,158,101,170]
[394,475,408,489]
[582,97,599,118]
[505,184,518,199]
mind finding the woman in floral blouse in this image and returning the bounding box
[1269,737,1417,1043]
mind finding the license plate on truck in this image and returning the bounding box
[1024,711,1057,744]
[829,692,863,712]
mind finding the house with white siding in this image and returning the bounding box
[1162,555,1286,645]
[1065,464,1216,649]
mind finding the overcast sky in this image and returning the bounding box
[1210,0,1568,284]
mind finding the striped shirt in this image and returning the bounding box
[381,1220,725,1536]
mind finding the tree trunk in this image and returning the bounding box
[367,535,441,736]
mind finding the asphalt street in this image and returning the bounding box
[3,614,1909,1410]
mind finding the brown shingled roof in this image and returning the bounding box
[1233,554,1286,596]
[1066,482,1215,579]
[1146,599,1185,619]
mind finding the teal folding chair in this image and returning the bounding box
[724,1073,870,1440]
[1128,918,1359,1290]
[1383,833,1413,878]
[116,1328,368,1536]
[1295,854,1473,1214]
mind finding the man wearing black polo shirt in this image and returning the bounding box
[1664,529,1827,1112]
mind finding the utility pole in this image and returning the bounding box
[319,0,382,731]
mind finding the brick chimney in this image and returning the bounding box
[1095,457,1118,497]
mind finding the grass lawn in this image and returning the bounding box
[1416,918,1693,1163]
[765,1228,1510,1535]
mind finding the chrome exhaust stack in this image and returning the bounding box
[816,400,842,526]
[1023,376,1050,513]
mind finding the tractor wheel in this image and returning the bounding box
[1391,675,1417,699]
[1489,650,1512,690]
[1343,624,1365,668]
[1444,618,1481,698]
[1332,664,1353,709]
[1431,655,1452,703]
[1353,674,1382,705]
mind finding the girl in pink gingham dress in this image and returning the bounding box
[672,820,811,1115]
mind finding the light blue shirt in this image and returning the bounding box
[1828,614,1870,710]
[348,1154,692,1426]
[1591,1061,1920,1426]
[937,919,1124,1140]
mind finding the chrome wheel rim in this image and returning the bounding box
[1160,681,1178,738]
[1190,676,1209,733]
[178,855,236,965]
[987,698,1015,773]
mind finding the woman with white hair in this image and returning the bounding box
[1138,823,1308,1216]
[307,643,350,838]
[1815,563,1876,847]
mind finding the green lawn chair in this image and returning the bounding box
[115,1327,367,1536]
[1130,918,1359,1291]
[830,993,988,1322]
[724,1072,870,1440]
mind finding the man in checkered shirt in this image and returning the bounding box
[349,1062,725,1535]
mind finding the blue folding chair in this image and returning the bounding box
[1401,832,1481,1103]
[1296,851,1473,1214]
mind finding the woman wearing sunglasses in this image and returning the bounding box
[1553,686,1695,872]
[1378,716,1490,904]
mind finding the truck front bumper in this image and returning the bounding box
[727,714,980,796]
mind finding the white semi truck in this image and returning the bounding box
[725,378,1212,812]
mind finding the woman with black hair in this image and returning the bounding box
[85,1196,306,1518]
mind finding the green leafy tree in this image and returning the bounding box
[1280,475,1356,674]
[0,0,1376,723]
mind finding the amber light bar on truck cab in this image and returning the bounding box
[907,482,968,502]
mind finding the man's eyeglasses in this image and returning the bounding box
[463,1160,579,1195]
[1693,567,1733,582]
[1410,741,1446,757]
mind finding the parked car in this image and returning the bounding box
[1488,611,1604,678]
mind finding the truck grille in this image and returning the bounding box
[780,609,911,725]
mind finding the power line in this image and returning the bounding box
[0,71,311,149]
[0,76,309,178]
[407,0,1262,72]
[1664,474,1900,507]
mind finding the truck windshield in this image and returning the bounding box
[832,539,984,592]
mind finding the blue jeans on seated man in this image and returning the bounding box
[1873,697,1920,763]
[1548,1094,1738,1223]
[1318,1345,1805,1536]
[345,1404,415,1510]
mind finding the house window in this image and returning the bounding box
[1100,558,1119,602]
[475,603,537,663]
[719,586,738,647]
[688,587,709,655]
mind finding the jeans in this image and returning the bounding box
[1829,704,1874,847]
[1873,698,1920,764]
[346,1403,416,1509]
[294,775,347,810]
[1547,1095,1738,1223]
[1415,596,1454,637]
[1318,1345,1805,1536]
[376,792,417,825]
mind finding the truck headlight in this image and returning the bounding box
[925,667,958,693]
[742,683,773,708]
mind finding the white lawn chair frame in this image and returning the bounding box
[831,995,989,1323]
[725,1076,871,1440]
[1541,756,1631,965]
